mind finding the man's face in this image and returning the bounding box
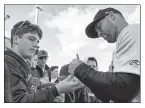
[51,68,59,78]
[16,33,39,59]
[95,14,117,43]
[87,60,98,71]
[38,56,48,66]
[31,54,38,68]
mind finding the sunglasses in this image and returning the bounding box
[14,20,30,36]
[14,20,40,48]
[14,20,40,36]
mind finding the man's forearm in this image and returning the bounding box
[74,63,140,102]
[74,63,112,101]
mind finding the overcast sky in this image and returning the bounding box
[5,5,140,71]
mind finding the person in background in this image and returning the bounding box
[30,53,59,91]
[50,66,59,83]
[36,50,51,83]
[87,57,98,71]
[5,37,11,51]
[30,49,40,78]
[28,51,58,94]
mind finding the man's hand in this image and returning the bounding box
[68,59,84,75]
[55,75,84,95]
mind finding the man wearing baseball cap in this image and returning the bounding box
[36,50,51,83]
[68,7,140,102]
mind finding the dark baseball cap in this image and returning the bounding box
[38,50,48,58]
[85,7,122,38]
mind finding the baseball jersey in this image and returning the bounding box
[112,24,140,75]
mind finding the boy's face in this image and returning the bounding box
[16,32,40,59]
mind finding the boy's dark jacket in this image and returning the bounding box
[4,49,59,103]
